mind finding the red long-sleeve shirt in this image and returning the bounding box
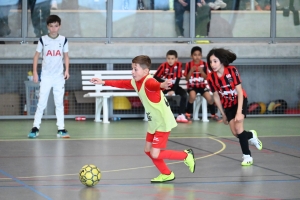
[105,75,162,103]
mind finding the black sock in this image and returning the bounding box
[208,104,216,115]
[238,131,251,156]
[244,130,253,140]
[186,102,193,114]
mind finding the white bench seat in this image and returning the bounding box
[82,70,209,123]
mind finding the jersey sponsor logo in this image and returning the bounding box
[161,78,175,84]
[226,74,231,78]
[46,50,62,56]
[221,84,230,88]
[189,77,204,83]
[219,89,237,97]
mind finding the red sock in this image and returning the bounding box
[157,150,187,160]
[145,152,171,175]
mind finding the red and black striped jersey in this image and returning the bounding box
[207,66,247,108]
[154,61,183,82]
[183,60,209,89]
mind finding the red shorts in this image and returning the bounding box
[146,131,170,149]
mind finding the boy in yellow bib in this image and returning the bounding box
[91,55,196,183]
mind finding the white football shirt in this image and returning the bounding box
[36,34,69,78]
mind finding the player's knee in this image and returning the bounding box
[150,151,159,159]
[189,96,196,102]
[144,146,151,152]
[206,97,214,105]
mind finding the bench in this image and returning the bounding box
[82,70,210,123]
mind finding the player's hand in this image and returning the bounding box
[179,0,188,6]
[222,114,229,125]
[199,65,204,72]
[64,71,70,80]
[90,78,103,85]
[33,72,39,83]
[197,0,206,7]
[190,66,196,72]
[234,112,244,123]
[160,79,172,90]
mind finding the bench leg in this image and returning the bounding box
[193,95,202,121]
[102,96,110,123]
[201,97,209,122]
[95,97,103,122]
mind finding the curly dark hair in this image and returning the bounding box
[206,48,236,71]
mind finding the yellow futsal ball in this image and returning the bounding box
[79,164,101,187]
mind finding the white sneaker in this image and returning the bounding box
[208,2,220,10]
[176,114,188,123]
[248,130,263,150]
[214,0,226,9]
[177,36,185,43]
[241,154,253,166]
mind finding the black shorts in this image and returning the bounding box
[224,98,248,123]
[187,87,209,96]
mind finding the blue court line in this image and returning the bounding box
[273,141,300,151]
[0,169,52,200]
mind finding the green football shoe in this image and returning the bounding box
[184,149,196,173]
[151,172,175,183]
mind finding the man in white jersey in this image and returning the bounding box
[28,15,70,138]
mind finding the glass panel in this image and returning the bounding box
[112,0,190,37]
[207,0,271,37]
[27,0,106,38]
[0,0,21,39]
[276,0,300,37]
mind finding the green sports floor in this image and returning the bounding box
[0,117,299,200]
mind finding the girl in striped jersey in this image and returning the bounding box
[206,48,263,166]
